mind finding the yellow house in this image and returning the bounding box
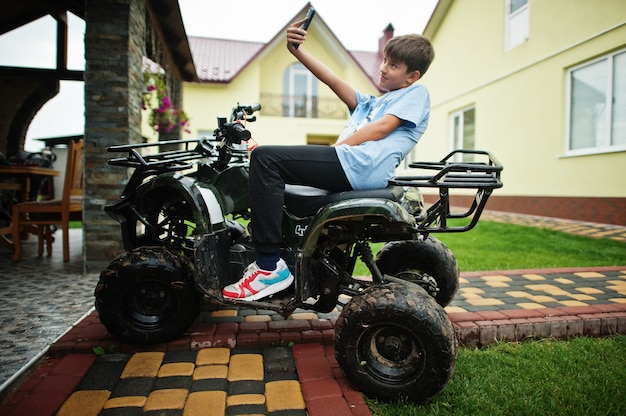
[421,0,626,225]
[178,0,625,226]
[182,3,383,148]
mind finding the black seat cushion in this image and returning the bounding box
[283,184,404,218]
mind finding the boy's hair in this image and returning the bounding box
[384,34,435,77]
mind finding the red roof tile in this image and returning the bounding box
[189,36,381,90]
[189,36,264,83]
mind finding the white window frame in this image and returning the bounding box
[449,105,476,162]
[283,63,318,118]
[565,48,626,157]
[505,0,529,51]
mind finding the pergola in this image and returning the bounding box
[1,0,197,272]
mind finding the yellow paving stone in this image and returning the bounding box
[481,275,513,282]
[574,272,605,278]
[607,286,626,295]
[227,394,266,406]
[558,300,588,307]
[193,364,229,380]
[554,278,574,284]
[121,352,165,378]
[528,295,557,303]
[211,309,238,317]
[526,284,570,296]
[103,396,147,409]
[608,280,626,288]
[196,348,230,366]
[243,314,272,322]
[517,302,546,309]
[567,294,595,301]
[290,312,318,320]
[610,298,626,304]
[506,291,531,298]
[183,391,227,416]
[445,306,468,313]
[485,281,510,288]
[228,354,264,381]
[158,362,195,377]
[466,298,505,306]
[459,277,470,284]
[265,380,306,412]
[144,389,188,411]
[460,292,483,299]
[57,390,111,416]
[522,274,546,281]
[576,287,604,294]
[460,287,486,294]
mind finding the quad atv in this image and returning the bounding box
[95,103,502,402]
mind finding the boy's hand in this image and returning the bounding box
[286,19,308,53]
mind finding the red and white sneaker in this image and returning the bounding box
[222,259,294,301]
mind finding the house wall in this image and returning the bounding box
[420,0,626,224]
[183,30,379,147]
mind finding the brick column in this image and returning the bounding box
[83,0,146,273]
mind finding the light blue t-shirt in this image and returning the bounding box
[335,84,430,190]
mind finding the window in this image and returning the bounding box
[505,0,529,50]
[568,49,626,154]
[450,107,476,162]
[283,63,318,117]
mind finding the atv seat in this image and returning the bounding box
[284,184,404,218]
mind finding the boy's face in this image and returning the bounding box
[379,55,420,91]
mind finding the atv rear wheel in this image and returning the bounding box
[376,238,459,307]
[334,283,457,403]
[95,246,203,344]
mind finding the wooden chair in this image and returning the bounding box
[12,140,84,262]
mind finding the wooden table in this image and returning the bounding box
[0,166,60,249]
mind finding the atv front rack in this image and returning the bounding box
[390,149,503,233]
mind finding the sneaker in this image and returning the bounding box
[222,259,294,301]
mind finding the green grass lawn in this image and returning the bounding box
[369,336,626,416]
[354,220,626,275]
[365,221,626,415]
[436,220,626,271]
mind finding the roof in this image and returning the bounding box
[189,37,265,83]
[189,2,384,90]
[423,0,452,39]
[190,36,381,87]
[1,0,197,82]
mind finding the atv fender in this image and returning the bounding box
[136,174,225,229]
[298,198,416,285]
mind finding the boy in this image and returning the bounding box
[223,18,434,301]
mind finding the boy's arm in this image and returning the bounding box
[287,20,357,111]
[334,114,403,146]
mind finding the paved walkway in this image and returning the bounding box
[0,213,624,415]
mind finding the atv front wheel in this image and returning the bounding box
[334,283,457,403]
[95,246,203,344]
[376,238,459,307]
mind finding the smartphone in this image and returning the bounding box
[293,7,316,49]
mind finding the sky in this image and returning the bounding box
[0,0,438,151]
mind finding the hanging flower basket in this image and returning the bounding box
[142,71,190,134]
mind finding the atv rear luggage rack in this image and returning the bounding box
[107,139,204,173]
[390,149,503,234]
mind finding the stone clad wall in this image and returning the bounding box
[83,0,183,272]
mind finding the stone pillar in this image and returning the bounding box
[83,0,146,273]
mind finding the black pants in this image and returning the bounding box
[249,145,352,254]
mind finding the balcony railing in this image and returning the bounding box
[259,93,348,120]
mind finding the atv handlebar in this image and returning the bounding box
[106,103,261,174]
